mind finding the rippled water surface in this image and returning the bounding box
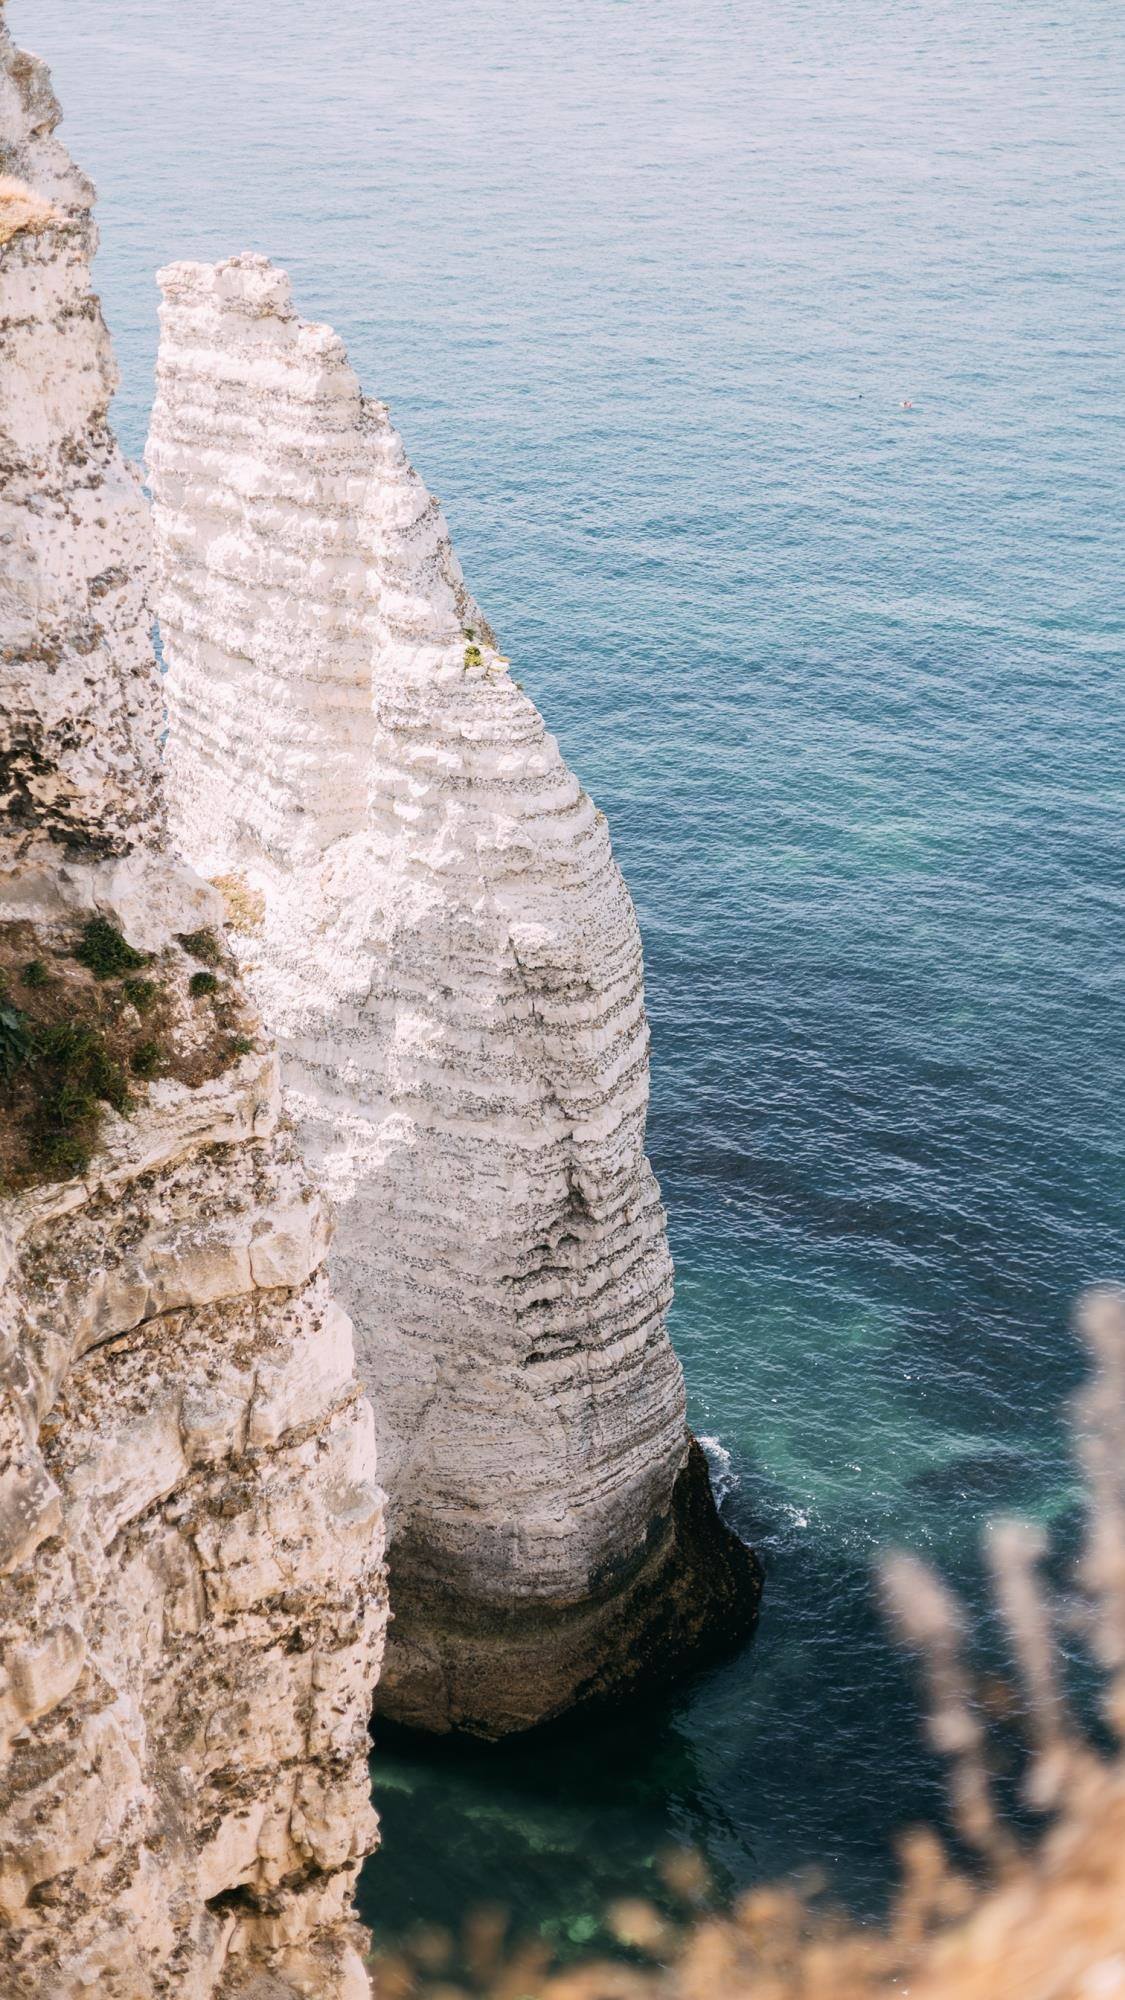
[18,0,1125,1957]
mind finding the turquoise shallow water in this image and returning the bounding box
[18,0,1125,1959]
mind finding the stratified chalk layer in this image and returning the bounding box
[148,254,760,1737]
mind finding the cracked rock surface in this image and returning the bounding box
[0,20,385,1996]
[147,253,761,1739]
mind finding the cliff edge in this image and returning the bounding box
[0,25,386,1996]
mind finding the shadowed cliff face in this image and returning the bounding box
[0,22,386,1998]
[383,1438,762,1738]
[146,251,760,1738]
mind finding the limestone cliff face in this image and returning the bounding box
[147,254,761,1739]
[0,28,385,1999]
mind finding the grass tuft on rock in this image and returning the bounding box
[123,975,160,1014]
[189,970,219,999]
[28,1020,131,1177]
[178,928,222,965]
[73,916,148,979]
[0,999,32,1079]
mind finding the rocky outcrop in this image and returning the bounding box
[147,254,761,1738]
[0,25,385,1998]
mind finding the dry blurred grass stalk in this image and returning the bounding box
[368,1287,1125,2000]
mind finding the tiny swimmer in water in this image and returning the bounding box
[901,398,914,409]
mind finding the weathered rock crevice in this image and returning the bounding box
[147,253,761,1740]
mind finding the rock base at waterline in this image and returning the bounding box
[378,1438,763,1739]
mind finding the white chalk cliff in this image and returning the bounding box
[148,254,760,1737]
[0,23,385,1998]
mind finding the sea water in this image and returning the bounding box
[16,0,1124,1956]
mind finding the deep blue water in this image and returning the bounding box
[19,0,1125,1962]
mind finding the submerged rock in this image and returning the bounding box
[147,253,761,1738]
[0,28,385,1998]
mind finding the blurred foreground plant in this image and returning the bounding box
[368,1288,1125,2000]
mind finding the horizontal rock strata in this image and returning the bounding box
[0,26,385,1998]
[148,253,761,1738]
